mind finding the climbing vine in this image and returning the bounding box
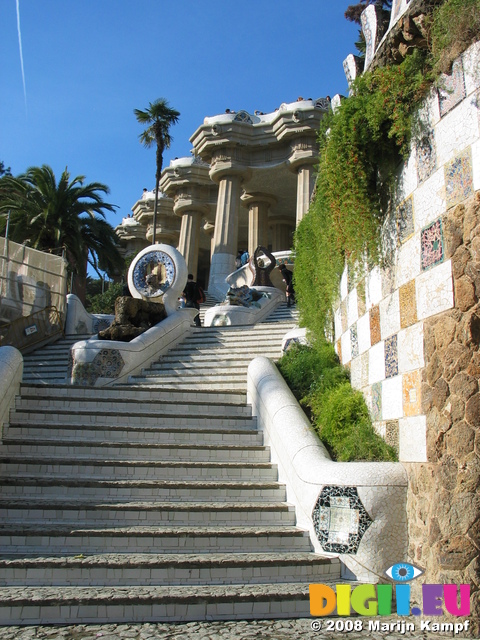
[294,0,480,338]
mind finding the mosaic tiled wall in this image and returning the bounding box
[334,42,480,463]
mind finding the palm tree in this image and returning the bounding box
[134,98,180,244]
[0,165,124,300]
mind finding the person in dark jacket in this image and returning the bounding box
[183,273,201,327]
[279,264,295,307]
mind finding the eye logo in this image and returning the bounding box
[385,562,424,582]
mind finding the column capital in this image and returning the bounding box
[209,155,251,185]
[173,194,210,218]
[240,192,277,208]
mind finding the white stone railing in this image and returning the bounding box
[65,294,114,336]
[69,309,197,386]
[247,356,408,583]
[0,346,23,441]
[204,287,284,327]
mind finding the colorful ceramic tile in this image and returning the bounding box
[350,325,359,359]
[385,334,398,378]
[421,218,444,271]
[438,59,466,118]
[359,351,369,388]
[396,196,415,243]
[399,280,417,328]
[312,485,373,555]
[385,420,399,455]
[371,381,382,421]
[370,306,381,345]
[357,279,366,317]
[402,370,422,417]
[416,129,437,184]
[445,148,474,208]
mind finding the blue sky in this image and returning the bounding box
[1,1,359,232]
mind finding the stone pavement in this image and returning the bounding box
[0,618,462,640]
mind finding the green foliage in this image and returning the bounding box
[86,281,124,314]
[0,165,124,279]
[277,342,396,462]
[430,0,480,75]
[295,48,429,335]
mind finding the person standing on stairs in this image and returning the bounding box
[183,273,202,327]
[279,264,295,307]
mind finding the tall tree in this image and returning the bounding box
[134,98,180,244]
[0,165,124,299]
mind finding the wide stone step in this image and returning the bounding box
[0,478,286,502]
[146,361,250,373]
[134,373,247,384]
[20,383,248,407]
[127,379,248,391]
[0,552,336,587]
[0,458,278,481]
[10,410,256,430]
[0,500,296,527]
[15,396,252,419]
[4,423,263,446]
[1,440,270,463]
[0,524,311,555]
[167,344,282,355]
[0,582,320,624]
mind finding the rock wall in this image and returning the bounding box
[333,39,479,631]
[406,192,480,630]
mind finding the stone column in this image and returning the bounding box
[177,210,202,279]
[241,193,276,256]
[208,166,249,298]
[270,216,295,252]
[296,164,315,225]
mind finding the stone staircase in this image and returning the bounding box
[0,301,340,624]
[21,334,91,385]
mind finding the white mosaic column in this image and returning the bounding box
[241,193,275,256]
[177,210,202,280]
[209,172,244,297]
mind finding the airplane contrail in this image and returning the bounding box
[16,0,27,114]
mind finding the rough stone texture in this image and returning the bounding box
[406,192,480,636]
[98,296,167,342]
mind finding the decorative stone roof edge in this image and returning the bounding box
[247,356,408,583]
[202,98,331,127]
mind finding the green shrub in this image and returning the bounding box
[277,343,397,462]
[86,281,124,314]
[430,0,480,75]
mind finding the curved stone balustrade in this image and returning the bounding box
[247,356,408,583]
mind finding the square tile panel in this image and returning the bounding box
[341,299,348,333]
[370,306,381,345]
[385,334,399,378]
[357,279,366,317]
[350,325,359,359]
[385,420,399,455]
[312,486,373,554]
[438,59,466,118]
[396,196,415,243]
[371,381,382,421]
[416,129,437,184]
[399,279,417,328]
[421,218,444,271]
[445,148,474,208]
[336,339,342,364]
[402,370,422,416]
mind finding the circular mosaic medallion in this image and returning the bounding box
[131,250,176,298]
